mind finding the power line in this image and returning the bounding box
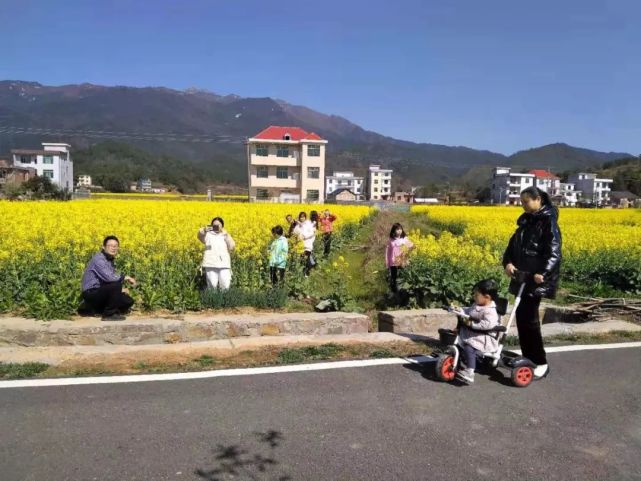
[0,125,245,144]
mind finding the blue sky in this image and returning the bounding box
[1,0,639,155]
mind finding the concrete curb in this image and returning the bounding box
[0,332,414,366]
[0,312,370,347]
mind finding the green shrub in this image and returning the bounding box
[200,287,288,309]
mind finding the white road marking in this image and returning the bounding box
[0,343,640,389]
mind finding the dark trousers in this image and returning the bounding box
[515,294,547,365]
[302,251,315,276]
[461,343,479,371]
[322,232,332,257]
[270,267,285,286]
[389,266,402,293]
[81,282,134,317]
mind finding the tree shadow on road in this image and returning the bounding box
[195,430,292,481]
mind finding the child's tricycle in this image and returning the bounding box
[433,272,537,388]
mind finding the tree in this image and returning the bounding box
[99,174,130,193]
[475,187,492,203]
[0,181,25,200]
[23,176,63,200]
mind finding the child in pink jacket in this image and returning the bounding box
[385,223,414,293]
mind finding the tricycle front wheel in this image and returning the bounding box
[436,354,457,382]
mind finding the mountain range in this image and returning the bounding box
[0,80,632,189]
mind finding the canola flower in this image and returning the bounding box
[410,205,641,292]
[0,200,372,263]
[411,205,641,258]
[0,200,373,317]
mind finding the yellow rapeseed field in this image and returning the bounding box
[0,200,373,317]
[411,205,641,259]
[0,200,372,262]
[410,205,641,295]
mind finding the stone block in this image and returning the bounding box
[378,309,455,336]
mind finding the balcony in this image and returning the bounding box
[251,151,300,167]
[251,176,299,189]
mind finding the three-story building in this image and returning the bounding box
[11,142,73,191]
[246,126,327,203]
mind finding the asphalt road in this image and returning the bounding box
[1,347,640,481]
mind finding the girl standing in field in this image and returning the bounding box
[503,186,562,380]
[385,223,414,293]
[269,225,288,286]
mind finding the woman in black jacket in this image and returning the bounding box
[503,186,561,379]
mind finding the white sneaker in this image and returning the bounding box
[533,364,549,379]
[456,368,475,384]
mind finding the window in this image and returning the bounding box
[277,145,289,157]
[374,188,378,192]
[384,180,389,185]
[43,170,54,179]
[307,167,320,179]
[43,155,54,164]
[307,145,320,157]
[374,180,379,184]
[256,144,268,156]
[277,166,288,179]
[306,189,319,201]
[256,189,269,199]
[256,166,268,178]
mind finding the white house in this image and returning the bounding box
[557,182,580,207]
[568,173,613,206]
[77,175,92,187]
[11,142,73,191]
[325,171,365,199]
[529,170,561,195]
[491,167,535,205]
[367,164,393,200]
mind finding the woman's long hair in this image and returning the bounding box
[520,186,559,216]
[389,223,406,239]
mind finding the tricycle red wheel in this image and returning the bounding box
[436,355,456,382]
[511,366,534,387]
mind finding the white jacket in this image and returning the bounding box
[459,302,500,354]
[198,228,236,269]
[297,220,316,252]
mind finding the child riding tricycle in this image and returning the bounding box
[433,272,537,388]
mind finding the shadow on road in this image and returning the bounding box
[195,430,292,481]
[403,357,516,388]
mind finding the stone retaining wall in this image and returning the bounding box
[0,312,370,347]
[379,305,589,335]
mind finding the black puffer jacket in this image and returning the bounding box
[502,204,562,298]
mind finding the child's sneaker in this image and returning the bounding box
[456,368,475,384]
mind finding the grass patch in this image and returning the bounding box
[0,362,49,379]
[201,287,288,310]
[503,330,641,347]
[277,343,346,364]
[369,348,395,359]
[195,354,216,367]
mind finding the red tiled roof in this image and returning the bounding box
[253,126,324,141]
[529,169,560,180]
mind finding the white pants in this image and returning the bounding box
[204,268,232,290]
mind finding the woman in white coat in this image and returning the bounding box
[294,211,316,277]
[197,217,236,290]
